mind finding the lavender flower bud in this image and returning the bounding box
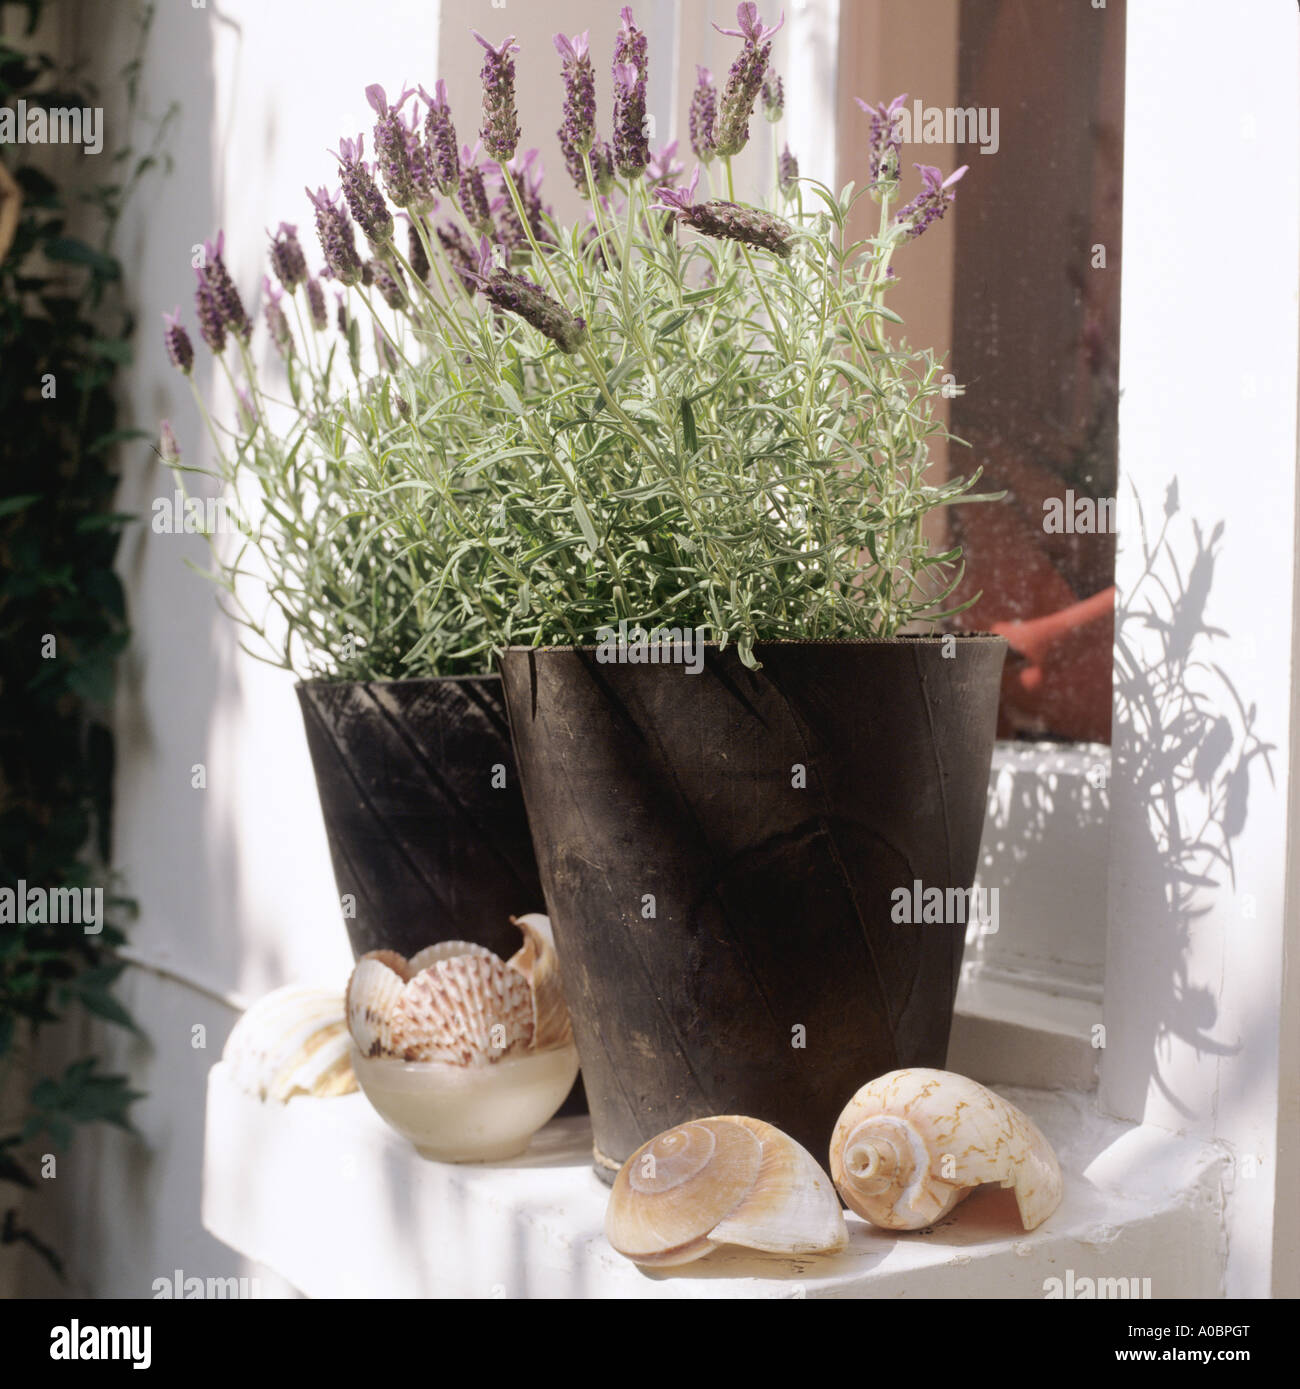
[407,216,431,284]
[306,276,329,331]
[194,271,227,353]
[336,294,350,335]
[458,149,494,235]
[897,163,967,239]
[856,94,907,188]
[333,137,394,248]
[654,170,792,257]
[467,237,587,352]
[420,80,461,194]
[262,276,294,358]
[200,232,252,342]
[762,69,784,121]
[307,186,364,285]
[159,420,181,464]
[690,67,717,163]
[555,31,596,157]
[366,84,420,209]
[611,8,650,177]
[713,4,784,158]
[437,223,479,296]
[402,108,438,214]
[778,143,799,192]
[162,308,194,374]
[473,32,521,163]
[369,258,407,310]
[269,222,308,292]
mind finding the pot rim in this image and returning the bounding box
[497,634,1009,654]
[295,672,502,691]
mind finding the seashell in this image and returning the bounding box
[829,1067,1063,1232]
[407,940,496,975]
[605,1116,847,1267]
[361,949,412,981]
[223,985,356,1102]
[507,914,573,1052]
[392,954,534,1066]
[346,957,407,1058]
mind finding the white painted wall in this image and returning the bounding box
[1103,0,1300,1298]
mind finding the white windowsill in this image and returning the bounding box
[202,1061,1224,1299]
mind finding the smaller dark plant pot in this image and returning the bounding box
[296,676,546,961]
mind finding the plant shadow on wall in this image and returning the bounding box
[0,0,171,1277]
[1110,480,1270,1116]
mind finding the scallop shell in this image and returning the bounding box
[223,985,356,1102]
[361,949,412,981]
[829,1068,1063,1231]
[346,957,407,1057]
[605,1116,848,1267]
[392,954,534,1065]
[507,914,573,1052]
[407,941,495,975]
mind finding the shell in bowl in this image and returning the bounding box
[343,917,578,1160]
[222,985,356,1102]
[605,1116,847,1267]
[829,1067,1063,1231]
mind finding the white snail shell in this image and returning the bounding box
[605,1116,848,1267]
[223,985,356,1102]
[829,1068,1063,1231]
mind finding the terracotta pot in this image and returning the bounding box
[498,638,1007,1178]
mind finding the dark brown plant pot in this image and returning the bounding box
[497,638,1007,1180]
[296,676,546,961]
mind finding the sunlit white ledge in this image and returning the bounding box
[202,1063,1224,1299]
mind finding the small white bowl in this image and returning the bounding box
[349,1042,580,1162]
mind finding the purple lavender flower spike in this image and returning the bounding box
[458,145,494,235]
[369,258,407,310]
[307,185,364,286]
[162,308,194,374]
[268,222,309,293]
[466,233,587,352]
[778,143,799,193]
[555,31,596,156]
[401,105,438,213]
[333,135,394,247]
[199,232,251,342]
[262,275,294,358]
[897,162,967,239]
[367,83,420,209]
[405,213,431,284]
[856,93,907,185]
[194,271,226,353]
[305,276,328,331]
[690,67,717,163]
[474,32,521,162]
[762,69,784,122]
[437,222,479,295]
[159,420,181,464]
[653,167,793,257]
[713,4,785,158]
[612,9,650,177]
[420,80,461,194]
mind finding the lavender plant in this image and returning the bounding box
[162,4,986,679]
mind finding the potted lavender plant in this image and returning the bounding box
[163,4,1005,1171]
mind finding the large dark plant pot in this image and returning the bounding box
[296,676,545,961]
[498,638,1007,1179]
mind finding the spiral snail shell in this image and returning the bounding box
[605,1116,848,1267]
[829,1068,1063,1232]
